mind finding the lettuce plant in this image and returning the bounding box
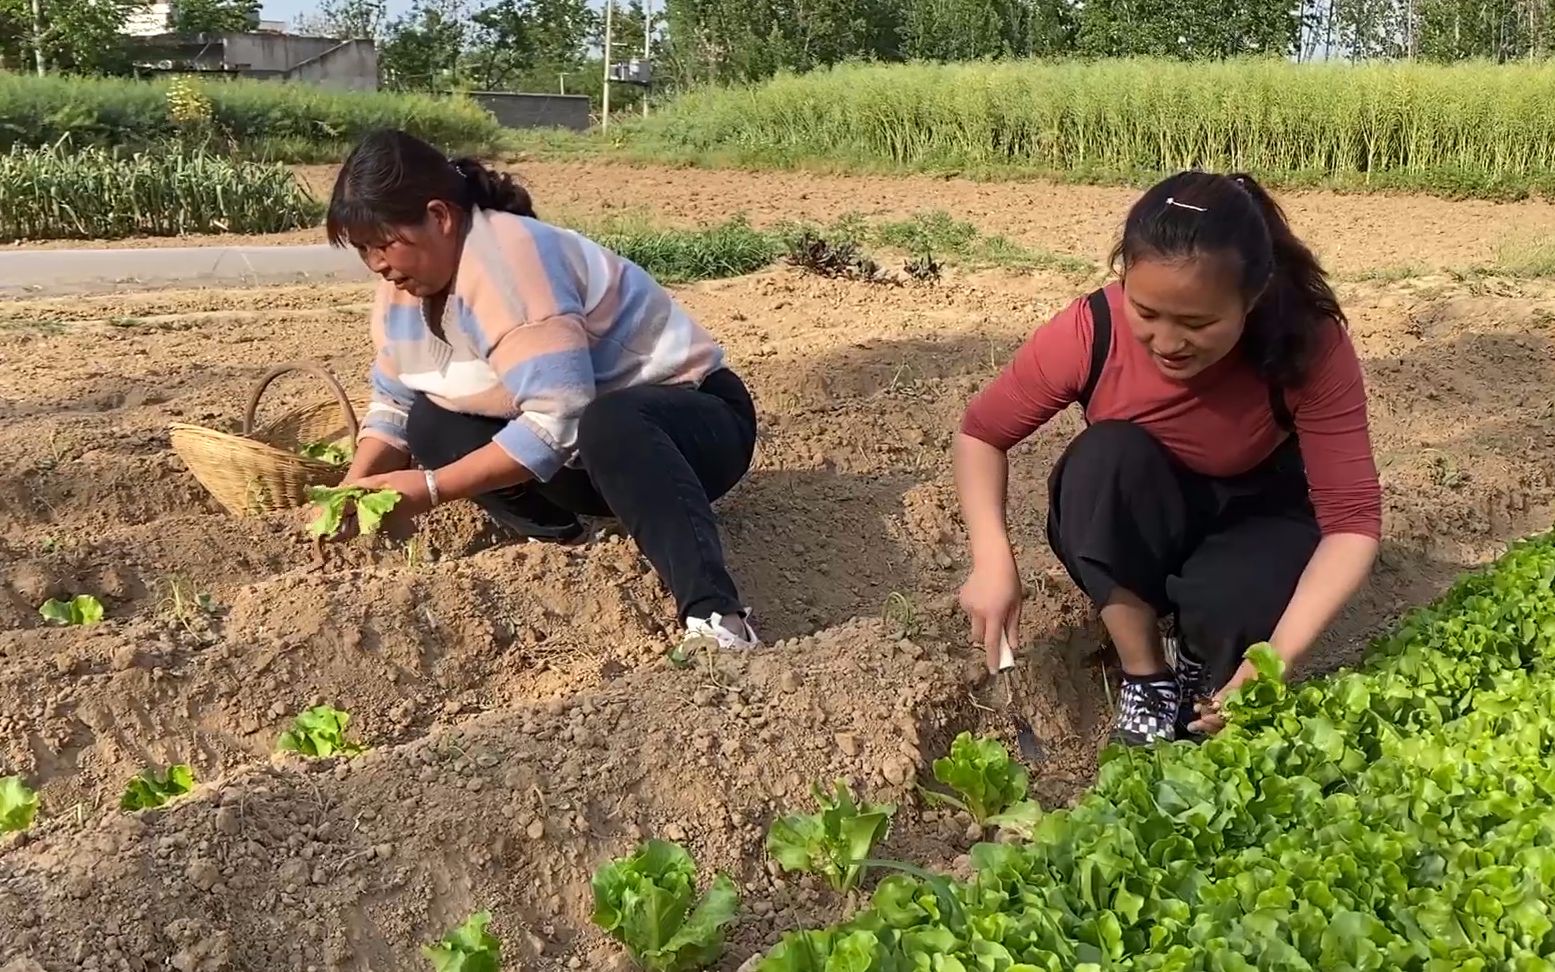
[591,839,739,971]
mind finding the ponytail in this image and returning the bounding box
[327,129,537,247]
[450,156,535,218]
[1111,170,1344,388]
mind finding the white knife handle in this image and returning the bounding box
[998,632,1016,672]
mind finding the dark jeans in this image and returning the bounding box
[406,369,758,623]
[1047,420,1321,690]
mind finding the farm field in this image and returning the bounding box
[15,160,1555,272]
[3,164,1555,969]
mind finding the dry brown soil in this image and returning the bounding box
[3,166,1555,971]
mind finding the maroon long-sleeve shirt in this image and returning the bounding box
[961,283,1382,539]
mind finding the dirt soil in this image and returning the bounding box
[14,160,1555,279]
[4,173,1555,971]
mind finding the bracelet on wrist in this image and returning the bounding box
[424,468,441,507]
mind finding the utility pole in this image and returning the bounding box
[642,0,651,119]
[601,0,613,132]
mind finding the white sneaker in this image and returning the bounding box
[682,611,761,652]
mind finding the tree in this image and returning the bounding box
[172,0,260,33]
[903,0,1019,60]
[294,0,386,38]
[463,0,596,90]
[0,0,142,74]
[1076,0,1301,57]
[1330,0,1407,58]
[0,1,29,71]
[380,0,466,90]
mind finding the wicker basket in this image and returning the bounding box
[170,362,362,516]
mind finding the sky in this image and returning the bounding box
[260,0,410,28]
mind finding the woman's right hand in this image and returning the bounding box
[959,553,1023,673]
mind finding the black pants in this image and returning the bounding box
[1047,421,1321,690]
[406,369,758,623]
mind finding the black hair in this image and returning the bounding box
[326,128,535,248]
[1110,171,1345,388]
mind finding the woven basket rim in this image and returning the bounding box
[168,422,345,473]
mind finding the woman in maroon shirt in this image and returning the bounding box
[956,171,1381,745]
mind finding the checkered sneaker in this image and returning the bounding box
[1114,674,1179,746]
[1166,624,1210,737]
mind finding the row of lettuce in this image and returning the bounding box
[10,533,1555,967]
[754,533,1555,970]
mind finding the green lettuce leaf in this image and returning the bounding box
[299,441,352,466]
[1223,642,1289,725]
[276,705,365,758]
[592,839,740,971]
[929,732,1029,823]
[120,763,195,811]
[305,485,401,538]
[38,593,104,626]
[986,799,1043,839]
[0,775,39,833]
[422,911,500,972]
[766,781,896,892]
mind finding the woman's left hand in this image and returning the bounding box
[353,469,436,528]
[1186,659,1259,735]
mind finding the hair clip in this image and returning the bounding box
[1166,197,1208,213]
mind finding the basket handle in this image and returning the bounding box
[242,361,360,442]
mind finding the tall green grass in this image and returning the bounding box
[635,59,1555,196]
[0,143,322,241]
[595,217,785,283]
[0,74,502,159]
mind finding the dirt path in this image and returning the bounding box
[18,161,1555,279]
[3,193,1555,969]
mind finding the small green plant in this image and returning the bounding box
[306,485,401,538]
[924,732,1039,829]
[592,839,740,971]
[276,705,365,758]
[299,441,352,466]
[0,775,39,833]
[163,576,219,637]
[422,911,501,972]
[903,251,942,282]
[784,230,884,282]
[120,764,195,811]
[882,591,921,639]
[38,593,104,626]
[767,780,896,892]
[1221,642,1288,725]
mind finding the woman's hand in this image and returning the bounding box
[959,553,1023,673]
[1186,659,1258,734]
[953,431,1022,673]
[352,469,435,531]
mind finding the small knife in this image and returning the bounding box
[998,632,1042,763]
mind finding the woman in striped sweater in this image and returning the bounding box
[321,129,760,654]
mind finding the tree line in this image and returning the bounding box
[2,0,1552,95]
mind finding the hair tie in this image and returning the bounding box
[451,159,473,180]
[1165,197,1208,213]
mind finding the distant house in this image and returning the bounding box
[129,31,380,91]
[123,3,279,36]
[123,2,177,37]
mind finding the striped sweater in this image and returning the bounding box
[359,208,726,480]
